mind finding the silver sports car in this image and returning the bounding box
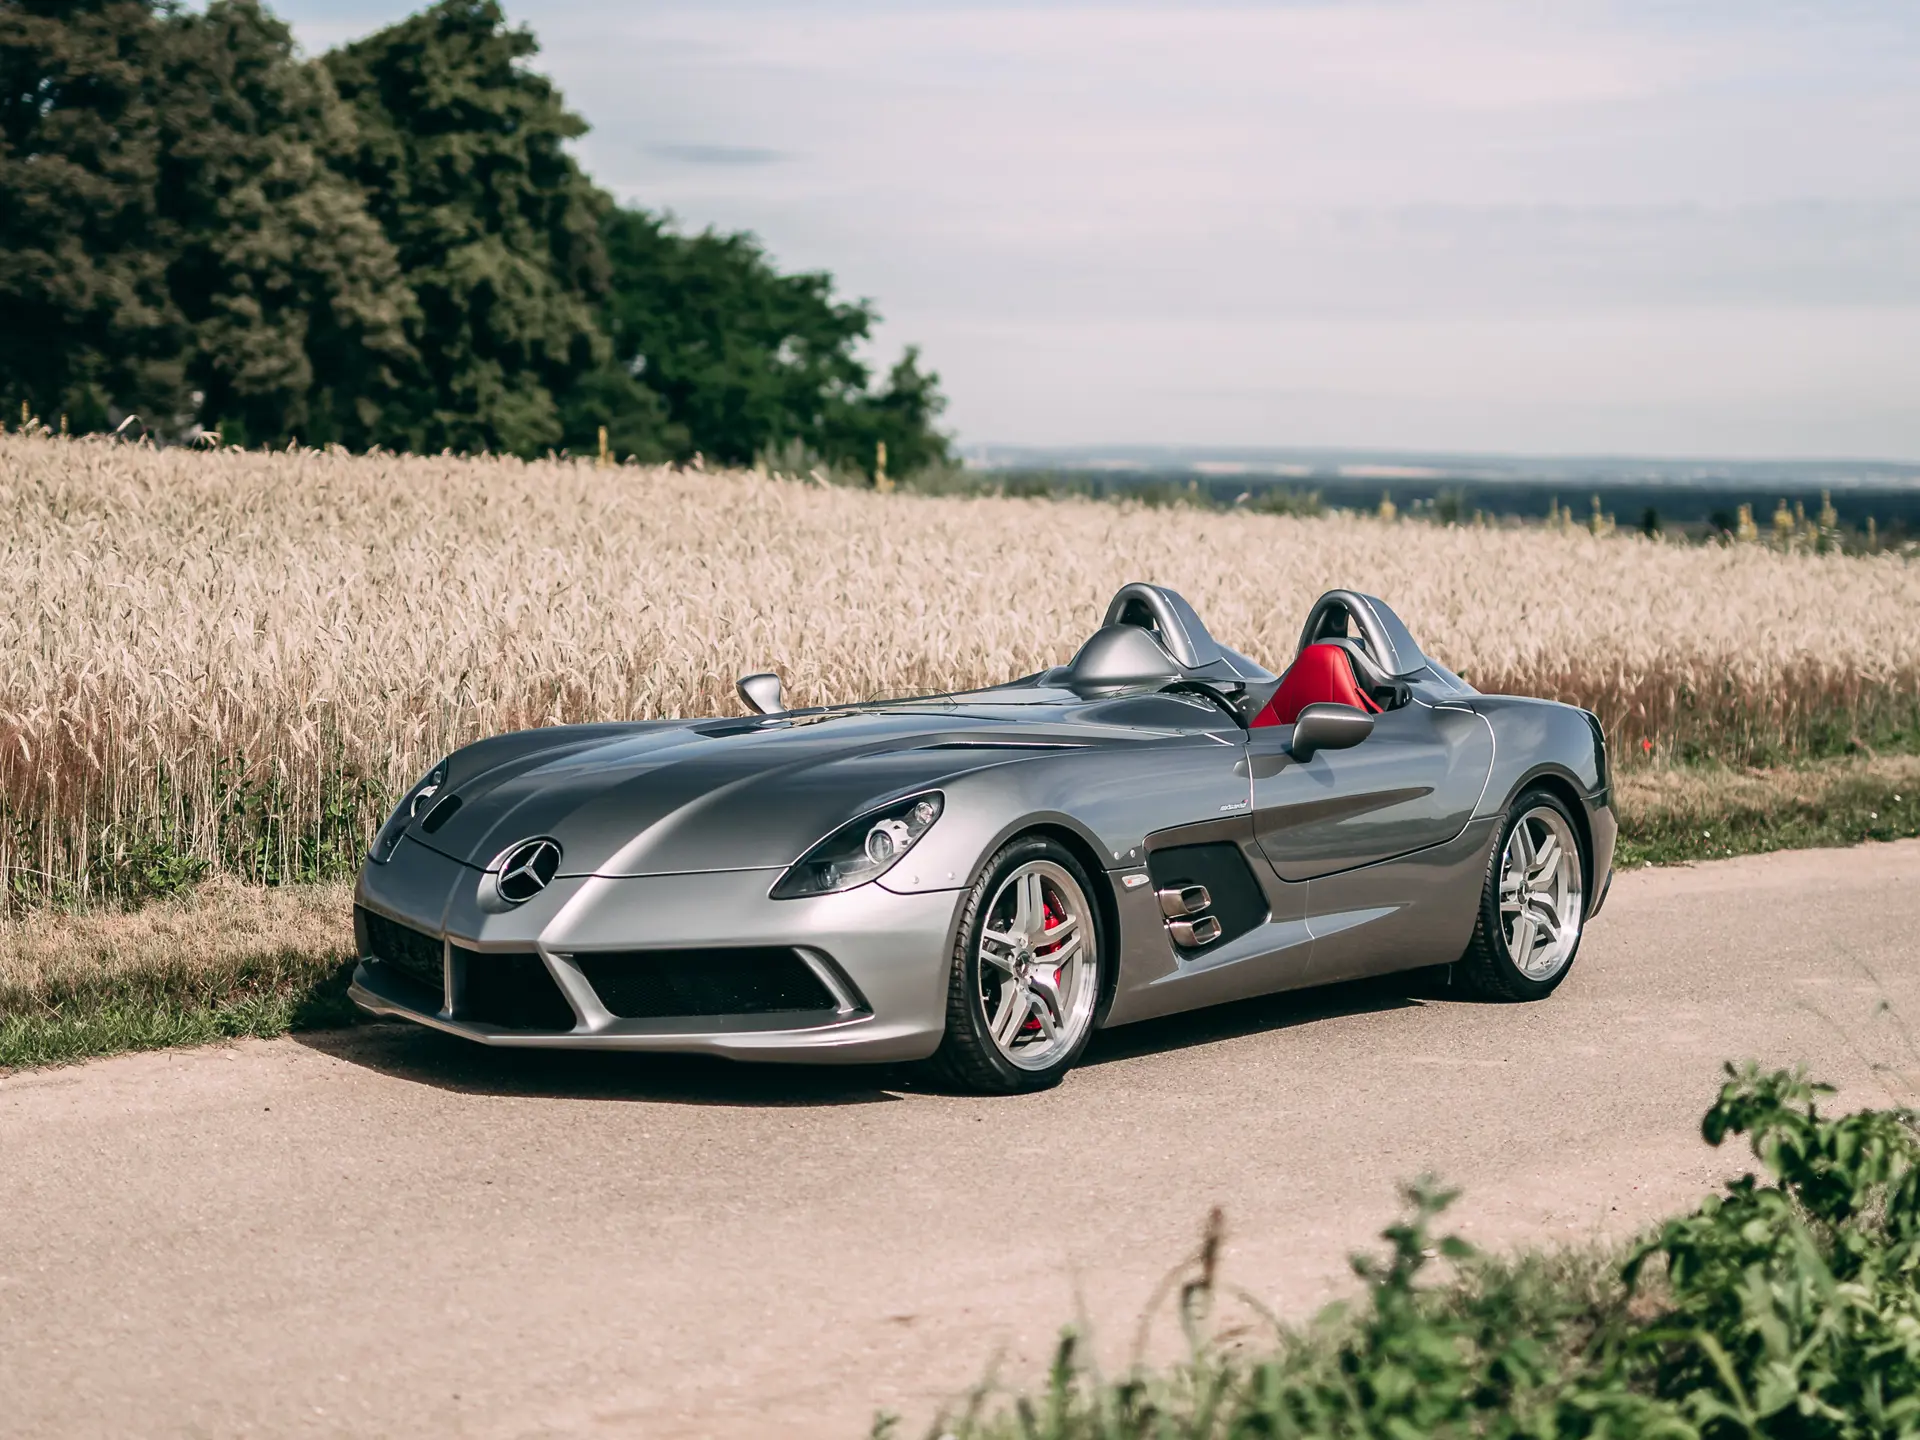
[351,584,1614,1092]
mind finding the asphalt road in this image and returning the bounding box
[5,840,1919,1439]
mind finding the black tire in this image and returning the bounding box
[1457,786,1588,1002]
[926,835,1106,1094]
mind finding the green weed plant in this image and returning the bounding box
[916,1064,1920,1439]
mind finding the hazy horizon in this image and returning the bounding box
[273,1,1920,461]
[964,441,1920,471]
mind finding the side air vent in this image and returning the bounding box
[1145,842,1269,954]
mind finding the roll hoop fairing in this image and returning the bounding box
[350,584,1615,1071]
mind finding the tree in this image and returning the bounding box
[595,206,948,474]
[828,346,949,478]
[0,0,417,444]
[324,0,670,458]
[0,0,943,466]
[0,0,184,429]
[156,0,414,448]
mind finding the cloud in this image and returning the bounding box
[648,143,791,166]
[268,0,1920,456]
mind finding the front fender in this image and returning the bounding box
[877,738,1248,893]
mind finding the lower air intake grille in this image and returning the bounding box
[455,949,577,1032]
[356,906,444,1001]
[574,948,840,1019]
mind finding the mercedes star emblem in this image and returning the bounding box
[495,838,562,903]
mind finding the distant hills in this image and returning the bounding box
[965,444,1920,492]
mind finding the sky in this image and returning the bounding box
[274,0,1920,460]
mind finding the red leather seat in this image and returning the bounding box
[1251,643,1381,728]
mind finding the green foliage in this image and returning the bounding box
[107,836,209,905]
[323,0,636,457]
[596,206,949,473]
[1627,1064,1920,1434]
[206,753,386,890]
[936,1066,1920,1439]
[160,0,416,449]
[1244,486,1325,518]
[0,0,188,427]
[597,207,863,467]
[2,748,390,912]
[0,0,414,442]
[1,0,947,467]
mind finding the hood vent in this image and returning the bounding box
[419,793,463,834]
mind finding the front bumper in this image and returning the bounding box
[351,842,964,1063]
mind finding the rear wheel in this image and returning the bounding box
[928,836,1104,1094]
[1458,788,1587,1001]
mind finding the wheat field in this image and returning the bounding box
[4,434,1918,906]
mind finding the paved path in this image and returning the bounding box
[5,841,1920,1439]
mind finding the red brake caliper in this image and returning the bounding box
[1022,893,1064,1033]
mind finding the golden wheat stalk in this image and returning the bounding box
[2,434,1915,906]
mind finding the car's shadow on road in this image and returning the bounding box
[296,967,1462,1106]
[293,1025,909,1108]
[1082,968,1454,1067]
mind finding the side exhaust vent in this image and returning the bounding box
[1146,842,1272,955]
[1158,884,1211,918]
[1168,915,1223,948]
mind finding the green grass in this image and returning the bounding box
[1615,754,1920,867]
[0,879,357,1071]
[0,952,357,1070]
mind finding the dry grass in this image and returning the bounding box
[0,877,354,1067]
[1617,752,1920,818]
[1614,753,1920,864]
[4,433,1919,905]
[0,876,352,998]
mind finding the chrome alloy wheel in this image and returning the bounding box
[977,859,1099,1071]
[1498,805,1584,980]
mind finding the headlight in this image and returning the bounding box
[771,792,943,899]
[368,759,449,864]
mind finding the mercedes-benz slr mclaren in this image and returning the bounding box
[351,584,1615,1092]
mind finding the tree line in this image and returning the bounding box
[0,0,949,472]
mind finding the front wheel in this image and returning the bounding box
[1457,788,1587,1001]
[927,836,1105,1094]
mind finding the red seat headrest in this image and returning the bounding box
[1251,643,1381,729]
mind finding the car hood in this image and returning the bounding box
[402,703,1123,877]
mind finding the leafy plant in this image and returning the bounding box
[1626,1064,1920,1435]
[931,1066,1920,1438]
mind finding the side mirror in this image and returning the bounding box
[736,671,784,715]
[1288,702,1373,762]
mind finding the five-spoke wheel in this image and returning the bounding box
[931,836,1105,1092]
[1460,788,1589,1000]
[1497,804,1584,981]
[977,859,1099,1071]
